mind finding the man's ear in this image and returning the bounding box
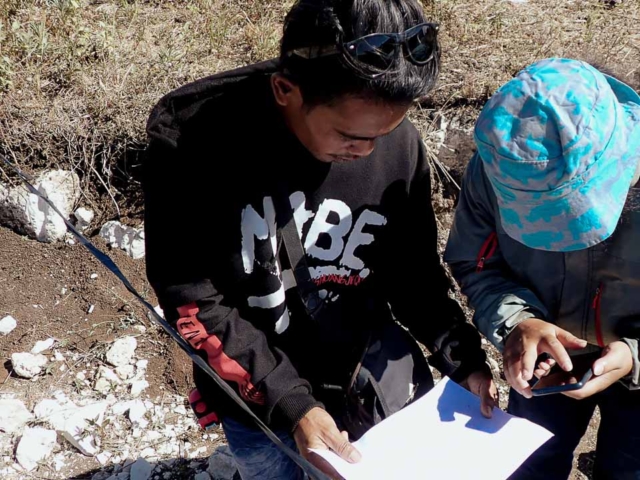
[271,73,303,108]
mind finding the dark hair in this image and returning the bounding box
[280,0,440,106]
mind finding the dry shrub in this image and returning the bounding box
[0,0,638,221]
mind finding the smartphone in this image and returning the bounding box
[530,356,595,397]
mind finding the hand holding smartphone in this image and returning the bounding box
[530,354,595,397]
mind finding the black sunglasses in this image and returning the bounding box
[287,22,439,78]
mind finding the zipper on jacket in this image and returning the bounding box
[476,232,498,273]
[591,283,605,348]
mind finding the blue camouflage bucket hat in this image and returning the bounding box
[474,58,640,252]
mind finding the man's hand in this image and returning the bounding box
[460,365,499,418]
[293,407,361,479]
[563,341,633,400]
[504,318,587,398]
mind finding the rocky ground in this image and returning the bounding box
[0,219,238,480]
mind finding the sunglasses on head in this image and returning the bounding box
[287,22,439,78]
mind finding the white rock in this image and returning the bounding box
[90,273,98,279]
[94,378,113,394]
[35,397,108,455]
[130,380,149,397]
[54,351,65,361]
[207,446,237,479]
[111,400,134,416]
[0,315,17,335]
[94,366,122,394]
[173,404,187,416]
[75,435,99,456]
[96,452,113,466]
[34,398,64,422]
[190,446,207,459]
[31,338,56,354]
[130,458,153,480]
[53,453,66,471]
[139,447,157,460]
[100,221,145,259]
[74,207,94,230]
[116,364,135,380]
[195,473,212,480]
[134,360,148,378]
[133,325,146,334]
[76,371,86,381]
[106,337,137,367]
[16,426,57,471]
[0,399,34,434]
[0,170,80,243]
[11,352,48,378]
[128,400,148,428]
[157,443,174,456]
[142,430,162,442]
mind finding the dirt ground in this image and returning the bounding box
[0,226,220,479]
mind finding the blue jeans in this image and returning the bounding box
[507,383,640,480]
[222,416,306,480]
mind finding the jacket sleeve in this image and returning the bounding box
[143,137,321,432]
[382,139,486,382]
[443,154,548,351]
[620,338,640,390]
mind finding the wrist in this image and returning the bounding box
[616,340,635,376]
[503,313,542,343]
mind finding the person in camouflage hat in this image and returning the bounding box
[445,58,640,479]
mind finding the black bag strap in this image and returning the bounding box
[272,185,323,319]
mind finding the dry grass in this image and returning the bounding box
[0,0,638,222]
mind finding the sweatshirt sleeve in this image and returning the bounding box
[381,137,486,382]
[142,136,321,431]
[444,154,549,351]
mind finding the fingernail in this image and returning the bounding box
[594,363,604,376]
[349,450,362,463]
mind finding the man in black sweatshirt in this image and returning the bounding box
[143,0,496,478]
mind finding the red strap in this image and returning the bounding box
[177,303,265,405]
[592,284,605,348]
[476,232,498,273]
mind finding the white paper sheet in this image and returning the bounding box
[312,377,553,480]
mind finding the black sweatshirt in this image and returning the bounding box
[143,59,486,432]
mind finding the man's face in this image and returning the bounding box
[272,75,410,163]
